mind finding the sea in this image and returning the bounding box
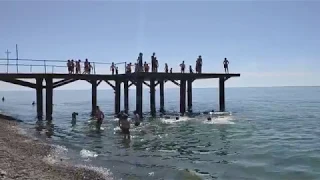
[0,87,320,180]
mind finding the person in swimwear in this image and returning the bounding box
[133,110,140,126]
[118,111,130,139]
[95,106,104,130]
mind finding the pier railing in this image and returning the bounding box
[0,58,126,74]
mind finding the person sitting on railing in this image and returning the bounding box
[71,59,75,74]
[110,62,116,75]
[165,63,168,73]
[67,60,71,74]
[76,60,81,74]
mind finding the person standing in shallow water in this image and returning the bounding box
[133,110,141,126]
[223,58,229,73]
[95,106,104,130]
[118,112,130,139]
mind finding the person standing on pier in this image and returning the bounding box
[84,59,89,74]
[223,58,229,73]
[110,62,116,75]
[170,68,173,73]
[138,53,143,72]
[165,63,168,73]
[196,55,202,73]
[180,61,186,73]
[95,106,104,130]
[126,63,132,73]
[116,67,119,74]
[67,60,71,74]
[151,52,159,72]
[71,60,75,74]
[76,60,81,74]
[88,62,93,74]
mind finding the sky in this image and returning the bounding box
[0,0,319,90]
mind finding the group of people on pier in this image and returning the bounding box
[67,53,230,75]
[67,59,93,74]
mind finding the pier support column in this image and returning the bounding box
[180,79,186,115]
[124,80,129,113]
[45,77,53,120]
[219,77,225,112]
[136,79,143,118]
[115,80,121,115]
[150,79,156,117]
[159,80,165,113]
[36,78,43,119]
[187,79,193,113]
[91,80,97,116]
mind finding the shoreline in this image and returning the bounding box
[0,115,111,180]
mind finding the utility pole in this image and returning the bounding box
[5,50,11,73]
[16,44,19,73]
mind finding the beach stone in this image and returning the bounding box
[0,169,6,177]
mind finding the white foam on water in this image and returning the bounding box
[80,149,98,158]
[75,164,114,180]
[204,116,235,125]
[43,145,69,165]
[148,172,155,176]
[160,116,192,124]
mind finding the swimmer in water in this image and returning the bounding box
[207,117,212,121]
[118,112,130,139]
[72,112,78,126]
[2,97,4,102]
[133,110,140,126]
[95,106,104,130]
[32,101,35,106]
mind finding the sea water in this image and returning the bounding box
[0,87,320,180]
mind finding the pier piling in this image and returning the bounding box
[136,79,143,117]
[219,77,225,112]
[180,79,186,115]
[91,80,97,116]
[124,80,129,113]
[45,77,53,120]
[115,80,121,115]
[36,78,43,119]
[159,80,165,113]
[150,79,156,116]
[187,79,193,112]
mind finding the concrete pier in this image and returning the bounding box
[0,72,240,119]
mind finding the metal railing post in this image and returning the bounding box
[93,62,96,74]
[44,60,46,73]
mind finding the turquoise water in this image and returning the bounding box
[0,87,320,180]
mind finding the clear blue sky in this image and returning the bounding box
[0,1,319,90]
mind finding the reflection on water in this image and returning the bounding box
[35,119,54,138]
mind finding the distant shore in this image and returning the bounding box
[0,114,109,180]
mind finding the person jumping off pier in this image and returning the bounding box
[180,61,185,73]
[223,58,229,73]
[110,62,116,75]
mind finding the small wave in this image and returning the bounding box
[159,149,178,153]
[204,116,235,125]
[160,116,192,124]
[75,164,114,180]
[80,149,98,158]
